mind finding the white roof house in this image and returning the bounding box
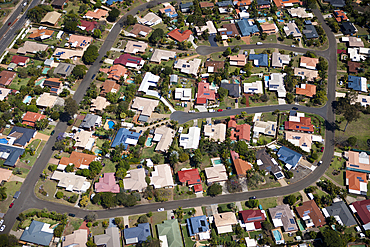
[124,40,148,54]
[138,72,160,97]
[131,97,159,117]
[288,8,313,18]
[267,73,286,98]
[123,168,147,192]
[150,49,176,63]
[253,121,277,138]
[153,126,175,153]
[136,12,162,26]
[174,88,192,101]
[203,123,226,142]
[205,165,228,184]
[179,127,201,149]
[73,130,95,150]
[284,22,302,37]
[150,164,174,188]
[0,88,11,101]
[348,48,369,62]
[271,52,291,68]
[51,171,91,192]
[195,21,217,35]
[285,131,312,153]
[174,58,202,76]
[244,81,263,94]
[354,94,370,107]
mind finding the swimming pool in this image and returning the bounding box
[146,137,153,147]
[214,159,222,165]
[23,96,32,104]
[297,219,305,231]
[0,138,7,144]
[127,79,134,84]
[108,121,115,129]
[94,149,102,155]
[278,19,284,22]
[35,78,45,86]
[234,79,240,84]
[272,230,282,241]
[264,75,269,82]
[277,11,281,15]
[258,19,266,23]
[42,68,50,74]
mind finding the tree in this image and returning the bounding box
[284,194,297,206]
[55,191,64,199]
[64,97,78,116]
[137,215,149,223]
[83,45,99,65]
[343,105,360,132]
[152,154,161,164]
[114,217,122,225]
[322,228,345,247]
[245,199,259,208]
[0,234,19,247]
[223,47,231,56]
[80,195,89,207]
[85,213,97,222]
[54,224,64,237]
[107,8,120,22]
[126,14,137,25]
[64,21,78,32]
[50,112,60,120]
[93,29,101,38]
[178,152,189,162]
[218,87,228,100]
[65,164,74,173]
[192,149,202,166]
[35,118,49,130]
[94,0,102,8]
[0,187,7,201]
[115,168,127,180]
[347,136,357,146]
[48,164,57,172]
[149,28,165,44]
[207,183,222,197]
[72,65,87,79]
[26,5,53,23]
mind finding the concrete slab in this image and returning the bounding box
[278,179,288,187]
[334,152,342,157]
[9,175,25,183]
[123,216,129,227]
[194,206,203,216]
[235,201,243,211]
[299,190,310,202]
[195,105,207,112]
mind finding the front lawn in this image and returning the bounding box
[181,225,196,247]
[325,157,345,186]
[258,197,277,210]
[20,140,46,168]
[0,181,22,213]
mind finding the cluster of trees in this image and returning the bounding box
[92,191,139,208]
[82,45,99,64]
[316,179,347,205]
[107,8,120,22]
[27,5,53,23]
[75,161,103,179]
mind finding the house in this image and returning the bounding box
[296,84,316,97]
[324,0,345,7]
[346,170,367,195]
[153,126,175,153]
[150,164,174,188]
[150,49,176,63]
[29,28,54,40]
[174,88,192,101]
[196,82,215,104]
[249,54,268,67]
[51,171,91,192]
[239,210,266,231]
[11,55,29,66]
[205,165,228,184]
[348,75,367,92]
[204,123,226,142]
[53,48,84,60]
[73,130,95,150]
[204,61,224,73]
[228,54,247,66]
[256,0,270,8]
[22,112,46,127]
[36,92,60,108]
[94,226,120,247]
[51,0,68,9]
[20,220,54,246]
[256,149,284,179]
[58,151,96,170]
[229,117,251,141]
[123,168,146,192]
[347,61,362,74]
[95,173,120,193]
[287,8,313,18]
[354,94,370,107]
[334,10,349,22]
[54,62,76,77]
[178,168,203,193]
[294,68,318,81]
[284,22,302,37]
[237,19,259,36]
[131,97,159,121]
[267,73,286,98]
[261,23,278,34]
[300,57,319,70]
[273,0,300,8]
[43,78,62,95]
[84,9,108,19]
[195,21,217,36]
[351,199,370,230]
[218,23,240,39]
[113,53,144,69]
[303,24,319,39]
[271,52,290,68]
[235,0,252,7]
[269,205,298,232]
[128,24,152,37]
[253,121,277,138]
[0,144,25,167]
[124,223,151,245]
[214,212,238,234]
[322,201,357,226]
[277,146,302,170]
[79,20,97,31]
[200,1,214,8]
[0,71,16,86]
[244,81,263,94]
[8,126,36,147]
[111,128,141,149]
[342,22,357,35]
[285,131,312,153]
[174,58,202,76]
[180,127,201,149]
[168,29,192,42]
[79,114,102,130]
[137,12,162,26]
[90,96,110,112]
[156,220,183,247]
[342,36,364,47]
[187,216,210,239]
[220,83,240,98]
[108,65,128,81]
[100,80,120,96]
[180,2,193,12]
[285,113,314,132]
[296,200,325,228]
[17,41,48,54]
[216,0,233,7]
[231,150,252,177]
[41,11,62,25]
[68,35,92,51]
[124,40,148,54]
[0,168,13,183]
[170,74,178,84]
[62,229,88,247]
[348,47,368,62]
[159,4,178,18]
[0,88,11,101]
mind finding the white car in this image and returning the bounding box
[291,45,295,47]
[256,42,263,45]
[0,225,5,232]
[208,109,215,112]
[0,220,3,226]
[157,208,165,212]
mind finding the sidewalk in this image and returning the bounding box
[323,174,345,188]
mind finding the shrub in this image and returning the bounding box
[55,191,63,199]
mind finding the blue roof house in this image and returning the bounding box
[20,220,54,246]
[0,144,25,167]
[216,0,233,7]
[186,216,210,238]
[8,126,36,147]
[249,54,269,67]
[111,128,141,149]
[277,146,302,170]
[106,0,122,5]
[348,75,367,92]
[237,19,259,37]
[124,223,151,245]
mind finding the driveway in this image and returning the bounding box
[208,34,218,47]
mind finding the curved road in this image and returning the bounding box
[1,8,336,234]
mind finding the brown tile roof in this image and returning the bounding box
[168,29,192,42]
[59,151,96,168]
[346,170,367,192]
[273,0,300,8]
[129,24,152,37]
[231,124,251,141]
[296,84,316,97]
[100,80,120,96]
[233,159,252,176]
[22,112,46,127]
[107,65,127,81]
[296,200,326,227]
[29,29,54,39]
[204,60,225,72]
[348,61,361,74]
[0,71,16,86]
[199,1,214,7]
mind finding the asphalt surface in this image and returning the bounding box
[1,6,337,234]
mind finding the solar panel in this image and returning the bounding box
[248,216,263,221]
[289,219,295,224]
[301,126,310,129]
[350,164,359,168]
[288,227,295,231]
[366,205,370,211]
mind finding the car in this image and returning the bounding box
[157,208,165,212]
[92,74,96,80]
[292,107,298,110]
[320,147,324,152]
[9,203,14,208]
[13,191,21,199]
[235,99,238,103]
[68,213,75,217]
[51,130,55,135]
[7,22,11,26]
[291,45,295,47]
[249,196,256,200]
[226,107,231,110]
[208,109,215,112]
[256,42,263,45]
[318,161,323,165]
[0,225,5,232]
[217,109,223,112]
[0,220,4,227]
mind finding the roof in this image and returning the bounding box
[346,151,370,173]
[51,0,67,8]
[51,171,90,192]
[244,81,263,94]
[205,61,225,73]
[124,40,148,54]
[79,20,97,31]
[174,58,202,76]
[220,83,240,98]
[174,88,191,101]
[269,204,298,232]
[284,22,302,37]
[230,124,251,141]
[267,73,286,97]
[347,37,364,48]
[178,168,201,185]
[294,68,318,81]
[0,144,25,167]
[179,127,201,149]
[124,223,151,245]
[296,200,325,227]
[324,0,345,7]
[334,10,348,22]
[131,97,159,116]
[216,0,233,6]
[95,173,120,193]
[354,94,370,107]
[249,54,269,67]
[73,130,94,150]
[200,1,214,7]
[43,78,62,89]
[0,71,16,86]
[285,131,312,153]
[69,35,92,50]
[91,96,110,112]
[180,2,193,9]
[235,0,252,6]
[288,8,313,18]
[168,29,192,42]
[150,164,174,188]
[256,149,282,174]
[41,11,62,25]
[196,82,215,104]
[253,120,277,137]
[277,146,302,169]
[195,21,217,35]
[219,23,240,37]
[129,24,152,37]
[159,4,177,18]
[342,22,357,35]
[239,210,266,224]
[63,229,88,247]
[348,75,367,92]
[137,12,162,26]
[36,92,58,108]
[84,9,108,19]
[323,201,357,226]
[153,126,175,152]
[187,216,209,236]
[261,23,278,34]
[296,84,316,97]
[228,54,246,66]
[150,49,176,63]
[303,24,319,39]
[346,170,367,194]
[273,0,300,7]
[53,48,84,60]
[17,41,48,54]
[256,0,270,5]
[79,114,101,129]
[22,112,46,127]
[352,199,370,226]
[123,168,146,192]
[59,151,96,169]
[100,80,120,96]
[0,168,12,182]
[348,61,362,73]
[54,62,76,77]
[108,64,127,81]
[94,226,120,247]
[11,55,28,65]
[205,165,228,183]
[8,126,36,147]
[233,159,252,176]
[237,19,259,36]
[271,52,291,68]
[29,29,54,39]
[214,212,238,227]
[156,219,183,247]
[20,220,54,246]
[0,88,11,101]
[111,128,141,149]
[204,123,226,142]
[284,117,314,132]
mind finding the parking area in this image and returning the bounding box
[289,165,312,184]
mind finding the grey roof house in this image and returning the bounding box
[303,24,318,39]
[79,114,102,130]
[94,226,120,247]
[216,0,233,7]
[0,144,25,167]
[220,83,240,98]
[322,201,357,226]
[20,220,54,246]
[123,223,151,245]
[180,2,193,12]
[8,126,36,147]
[324,0,345,7]
[54,62,76,77]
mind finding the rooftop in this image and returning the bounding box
[168,29,192,42]
[124,223,151,245]
[322,201,357,226]
[296,200,326,227]
[277,146,302,170]
[124,40,148,54]
[150,164,174,189]
[180,127,201,149]
[95,173,120,193]
[22,112,46,127]
[269,204,298,232]
[59,151,96,169]
[111,128,141,149]
[123,168,147,192]
[204,123,226,142]
[205,165,228,184]
[296,83,316,97]
[20,220,54,246]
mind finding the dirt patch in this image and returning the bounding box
[241,36,250,45]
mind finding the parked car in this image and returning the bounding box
[217,109,223,112]
[92,74,96,80]
[256,42,263,45]
[0,220,4,227]
[68,213,75,217]
[318,161,323,165]
[208,109,215,112]
[235,99,238,103]
[291,45,295,47]
[13,191,21,199]
[0,225,5,232]
[9,203,14,208]
[157,208,165,212]
[226,107,231,110]
[320,147,324,152]
[249,196,257,199]
[292,107,298,110]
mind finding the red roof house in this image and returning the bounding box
[113,53,144,68]
[11,55,29,66]
[178,168,203,192]
[352,199,370,229]
[284,117,314,133]
[95,173,120,193]
[0,71,16,86]
[230,124,251,141]
[239,210,266,230]
[196,82,215,104]
[22,112,46,127]
[228,116,237,129]
[168,29,192,42]
[79,20,97,32]
[334,10,349,22]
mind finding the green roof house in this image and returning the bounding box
[156,219,183,247]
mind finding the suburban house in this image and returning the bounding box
[231,150,252,177]
[261,23,278,34]
[0,88,11,101]
[20,220,54,246]
[249,54,269,67]
[284,22,302,37]
[348,75,367,92]
[287,8,313,18]
[40,11,62,25]
[94,226,120,247]
[322,201,357,226]
[239,210,266,231]
[137,12,162,26]
[205,165,228,185]
[0,71,16,86]
[346,170,367,195]
[100,80,120,96]
[107,64,128,81]
[354,94,370,107]
[196,82,215,105]
[73,130,95,150]
[10,55,29,66]
[351,199,370,230]
[43,78,63,95]
[273,0,300,8]
[123,168,147,192]
[342,22,357,35]
[220,83,241,98]
[178,168,203,193]
[266,73,286,98]
[324,0,345,7]
[256,149,285,179]
[237,18,259,36]
[153,126,176,153]
[334,10,349,22]
[150,164,174,189]
[277,146,302,170]
[174,58,202,76]
[284,116,314,133]
[204,123,227,142]
[79,114,102,131]
[51,0,68,9]
[229,116,251,142]
[90,96,110,113]
[180,127,201,149]
[159,4,177,18]
[0,168,12,183]
[111,128,141,149]
[256,0,270,8]
[244,81,263,94]
[303,22,318,39]
[180,2,193,12]
[124,40,148,54]
[131,97,159,122]
[253,121,277,138]
[95,173,120,193]
[300,56,319,70]
[214,212,238,234]
[228,54,247,66]
[29,28,54,40]
[58,151,96,170]
[186,215,210,240]
[284,131,313,153]
[199,1,214,8]
[0,144,25,167]
[68,35,92,51]
[218,23,240,39]
[156,219,183,247]
[174,88,192,101]
[150,49,176,63]
[8,126,36,147]
[113,53,144,69]
[342,36,364,47]
[296,200,326,228]
[84,9,108,19]
[296,84,316,97]
[138,72,160,96]
[36,92,60,108]
[17,41,48,55]
[22,112,46,127]
[204,61,225,73]
[53,48,83,60]
[62,229,88,247]
[128,24,152,37]
[269,205,298,232]
[294,68,318,81]
[271,52,291,68]
[168,29,192,42]
[235,0,252,7]
[79,20,98,31]
[123,223,151,245]
[195,21,217,35]
[54,62,76,77]
[51,171,91,192]
[347,61,362,74]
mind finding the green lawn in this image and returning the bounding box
[20,217,58,229]
[151,211,167,238]
[140,145,165,164]
[35,179,81,206]
[20,140,46,167]
[325,157,345,186]
[249,230,262,239]
[261,112,277,122]
[102,158,116,173]
[173,186,196,201]
[258,197,277,210]
[251,34,278,44]
[182,225,196,247]
[9,77,29,91]
[90,220,106,236]
[0,181,22,213]
[218,203,233,213]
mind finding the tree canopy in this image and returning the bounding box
[149,28,165,43]
[82,45,99,65]
[107,8,120,22]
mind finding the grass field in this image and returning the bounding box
[182,225,196,247]
[150,211,167,238]
[325,157,345,186]
[20,140,46,167]
[0,181,22,213]
[259,197,277,210]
